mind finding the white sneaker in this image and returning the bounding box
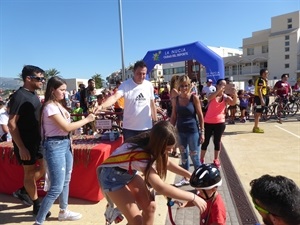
[58,209,82,221]
[104,204,124,225]
[174,178,190,187]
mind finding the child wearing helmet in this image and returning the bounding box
[179,163,226,225]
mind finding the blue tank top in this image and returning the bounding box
[176,95,199,133]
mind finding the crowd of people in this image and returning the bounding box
[1,63,299,225]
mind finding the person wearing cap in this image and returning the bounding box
[177,163,226,225]
[201,79,216,115]
[250,174,300,225]
[201,79,216,97]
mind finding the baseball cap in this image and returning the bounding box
[207,79,213,83]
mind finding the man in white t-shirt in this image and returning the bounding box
[95,61,157,140]
[201,79,216,97]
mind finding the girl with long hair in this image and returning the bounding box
[97,121,207,225]
[34,76,95,225]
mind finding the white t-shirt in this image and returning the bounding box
[202,85,216,96]
[246,85,255,95]
[0,111,8,137]
[42,103,70,137]
[117,78,154,130]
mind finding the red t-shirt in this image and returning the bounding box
[200,193,226,225]
[274,81,290,97]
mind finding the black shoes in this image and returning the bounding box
[33,203,51,218]
[13,188,33,206]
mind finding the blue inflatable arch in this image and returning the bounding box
[142,41,224,84]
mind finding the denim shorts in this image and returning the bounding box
[98,167,137,192]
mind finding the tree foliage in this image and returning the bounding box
[45,68,60,80]
[92,73,104,89]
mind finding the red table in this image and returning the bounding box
[0,135,123,202]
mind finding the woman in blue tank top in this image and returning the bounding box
[170,75,205,187]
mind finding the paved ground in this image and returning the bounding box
[0,115,299,225]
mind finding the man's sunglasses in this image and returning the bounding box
[252,198,270,214]
[29,76,46,82]
[252,197,280,217]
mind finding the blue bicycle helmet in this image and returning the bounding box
[190,164,222,190]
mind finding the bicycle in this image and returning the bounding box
[261,96,298,121]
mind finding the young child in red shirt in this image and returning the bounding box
[179,163,226,225]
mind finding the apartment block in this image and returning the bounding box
[224,10,300,84]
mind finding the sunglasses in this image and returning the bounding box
[29,76,46,82]
[252,198,269,214]
[251,197,280,217]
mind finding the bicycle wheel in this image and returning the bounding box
[285,102,298,117]
[262,105,274,121]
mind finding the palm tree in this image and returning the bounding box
[92,73,104,89]
[44,68,60,80]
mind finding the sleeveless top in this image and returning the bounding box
[204,94,227,124]
[176,95,198,133]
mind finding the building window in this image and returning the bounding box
[285,41,289,46]
[262,45,268,53]
[288,24,292,29]
[285,47,290,52]
[285,35,289,40]
[174,66,185,74]
[247,48,254,55]
[285,64,289,68]
[287,18,292,23]
[163,68,172,75]
[192,65,199,72]
[285,55,289,60]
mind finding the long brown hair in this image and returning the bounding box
[43,76,68,108]
[170,75,180,91]
[40,76,68,128]
[125,121,177,182]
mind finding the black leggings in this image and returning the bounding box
[201,123,226,151]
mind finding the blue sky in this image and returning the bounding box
[0,0,299,81]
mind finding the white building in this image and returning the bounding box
[64,78,89,92]
[107,11,300,88]
[224,10,300,85]
[208,46,242,57]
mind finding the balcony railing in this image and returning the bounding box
[225,66,261,76]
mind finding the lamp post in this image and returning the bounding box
[118,0,125,80]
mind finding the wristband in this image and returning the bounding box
[192,193,196,202]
